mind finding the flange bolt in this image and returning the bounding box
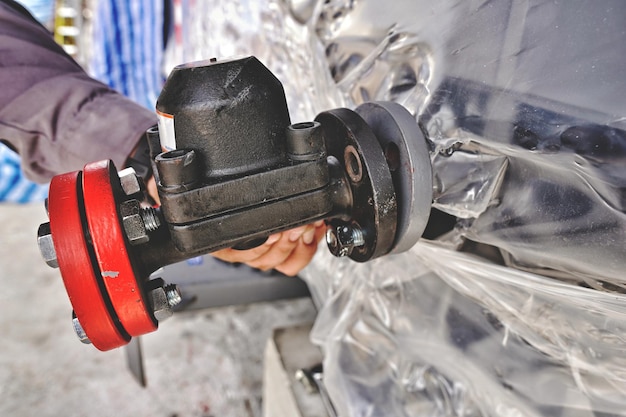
[37,222,58,268]
[164,284,182,307]
[326,224,365,257]
[150,282,182,321]
[141,207,161,232]
[72,312,91,344]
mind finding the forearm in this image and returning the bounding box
[0,0,156,183]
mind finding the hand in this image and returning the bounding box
[211,221,327,276]
[145,176,159,204]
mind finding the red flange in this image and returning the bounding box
[82,160,157,337]
[48,171,130,350]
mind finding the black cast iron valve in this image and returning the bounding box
[37,56,433,350]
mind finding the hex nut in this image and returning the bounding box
[149,286,173,321]
[119,199,149,245]
[118,167,143,196]
[37,222,58,268]
[72,315,91,344]
[337,225,364,247]
[326,224,365,257]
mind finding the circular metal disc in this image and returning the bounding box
[48,171,130,350]
[82,160,157,336]
[316,108,397,261]
[356,102,433,254]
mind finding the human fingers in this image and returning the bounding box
[271,222,326,267]
[274,222,327,276]
[245,229,312,272]
[145,176,160,205]
[210,221,326,275]
[211,233,281,264]
[300,220,325,245]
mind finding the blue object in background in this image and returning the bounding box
[0,0,55,203]
[15,0,54,26]
[0,0,166,203]
[90,0,165,110]
[186,256,205,266]
[0,145,48,203]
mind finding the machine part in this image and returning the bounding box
[311,368,338,417]
[124,336,146,387]
[141,207,161,232]
[120,199,150,245]
[158,157,330,225]
[149,287,172,321]
[48,171,130,350]
[295,368,318,394]
[343,145,363,183]
[294,364,338,417]
[72,313,91,344]
[156,56,290,179]
[154,149,202,192]
[37,222,58,268]
[118,167,143,197]
[40,56,433,350]
[82,160,157,337]
[355,101,433,253]
[316,108,398,261]
[148,279,181,321]
[286,121,326,161]
[164,283,183,307]
[326,224,366,257]
[158,256,311,311]
[120,200,161,246]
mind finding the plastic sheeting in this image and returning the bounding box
[165,0,626,415]
[304,245,626,417]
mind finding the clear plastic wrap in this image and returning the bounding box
[165,0,626,415]
[303,245,626,416]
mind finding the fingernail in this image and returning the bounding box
[289,228,304,242]
[302,228,315,245]
[314,220,325,227]
[266,233,281,245]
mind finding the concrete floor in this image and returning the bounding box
[0,202,317,417]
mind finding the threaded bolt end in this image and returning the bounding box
[141,207,161,232]
[350,227,365,247]
[326,224,366,257]
[164,284,182,307]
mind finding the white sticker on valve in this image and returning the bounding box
[157,110,176,151]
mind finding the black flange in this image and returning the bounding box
[316,108,398,261]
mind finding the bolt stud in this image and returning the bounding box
[326,224,365,257]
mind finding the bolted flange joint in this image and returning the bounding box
[149,282,182,321]
[120,200,162,245]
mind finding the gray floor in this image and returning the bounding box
[0,202,317,417]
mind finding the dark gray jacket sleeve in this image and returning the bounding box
[0,0,157,183]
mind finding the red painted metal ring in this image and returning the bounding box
[48,171,130,351]
[82,160,157,336]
